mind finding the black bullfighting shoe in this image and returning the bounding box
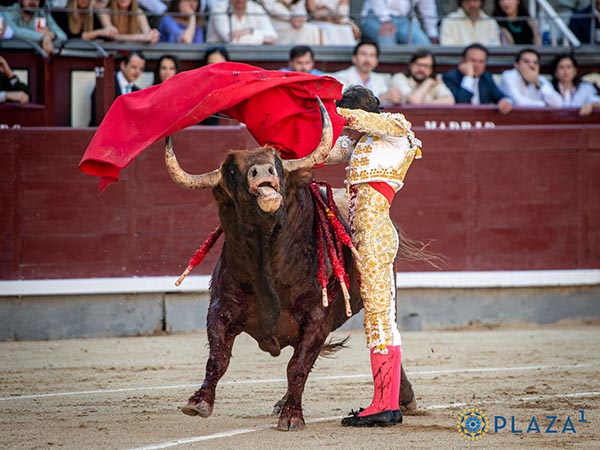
[392,409,403,424]
[341,409,397,427]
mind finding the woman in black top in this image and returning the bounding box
[493,0,541,45]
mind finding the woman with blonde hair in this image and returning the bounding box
[54,0,117,40]
[97,0,160,43]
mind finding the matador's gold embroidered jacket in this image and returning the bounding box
[327,108,422,191]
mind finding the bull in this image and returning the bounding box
[165,99,415,430]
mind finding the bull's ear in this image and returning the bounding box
[285,166,313,190]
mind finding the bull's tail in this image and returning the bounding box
[396,227,445,269]
[319,336,350,358]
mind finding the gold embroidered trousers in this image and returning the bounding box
[350,183,402,349]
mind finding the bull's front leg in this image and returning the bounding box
[181,301,241,418]
[277,329,327,431]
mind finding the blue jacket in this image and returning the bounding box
[569,6,599,44]
[443,69,507,104]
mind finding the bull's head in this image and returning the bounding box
[164,97,333,215]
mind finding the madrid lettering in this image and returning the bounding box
[424,121,496,130]
[494,410,587,434]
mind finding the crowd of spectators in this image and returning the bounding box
[0,0,598,48]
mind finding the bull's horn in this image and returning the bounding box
[165,135,222,189]
[282,96,333,172]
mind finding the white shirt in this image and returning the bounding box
[328,66,392,100]
[439,7,501,46]
[207,1,278,44]
[117,71,136,95]
[361,0,439,38]
[559,81,600,107]
[500,69,563,107]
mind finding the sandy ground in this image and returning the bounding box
[1,322,599,450]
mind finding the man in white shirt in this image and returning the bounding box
[329,40,402,106]
[360,0,439,45]
[207,0,278,44]
[500,48,563,107]
[439,0,500,46]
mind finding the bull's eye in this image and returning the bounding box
[229,169,235,177]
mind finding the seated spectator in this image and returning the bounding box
[439,0,500,46]
[500,48,563,107]
[568,0,599,44]
[436,0,494,17]
[53,0,117,40]
[0,54,30,104]
[260,0,322,45]
[97,0,160,44]
[153,54,179,84]
[158,0,204,43]
[443,44,512,114]
[1,11,15,39]
[328,39,401,106]
[305,0,357,45]
[443,43,512,114]
[206,0,277,44]
[493,0,540,45]
[199,45,231,125]
[390,50,455,105]
[89,50,145,126]
[2,0,68,53]
[551,54,600,116]
[280,44,323,75]
[360,0,438,45]
[203,45,229,65]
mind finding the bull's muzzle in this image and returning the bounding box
[248,163,282,213]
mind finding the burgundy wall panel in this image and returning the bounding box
[1,123,599,280]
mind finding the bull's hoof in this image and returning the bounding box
[400,398,418,414]
[181,400,212,417]
[276,414,305,431]
[272,400,284,416]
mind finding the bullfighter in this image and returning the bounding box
[326,86,422,427]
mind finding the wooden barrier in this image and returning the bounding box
[1,122,599,280]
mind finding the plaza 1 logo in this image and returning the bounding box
[457,407,588,440]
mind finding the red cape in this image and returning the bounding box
[79,62,345,190]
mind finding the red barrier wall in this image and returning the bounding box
[1,122,599,280]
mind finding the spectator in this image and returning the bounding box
[97,0,160,44]
[390,50,455,105]
[439,0,501,46]
[206,0,277,44]
[89,50,145,126]
[280,44,323,75]
[436,0,494,17]
[53,0,117,40]
[1,10,15,39]
[199,45,231,125]
[360,0,439,45]
[260,0,322,45]
[569,0,599,44]
[500,48,563,107]
[158,0,204,43]
[443,43,512,114]
[153,54,179,84]
[328,39,401,106]
[493,0,540,45]
[2,0,67,53]
[137,0,168,29]
[551,54,600,116]
[0,54,30,104]
[203,45,229,65]
[305,0,357,45]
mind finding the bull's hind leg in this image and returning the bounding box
[182,304,240,417]
[276,330,327,431]
[400,365,417,412]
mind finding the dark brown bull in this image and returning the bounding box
[165,100,414,430]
